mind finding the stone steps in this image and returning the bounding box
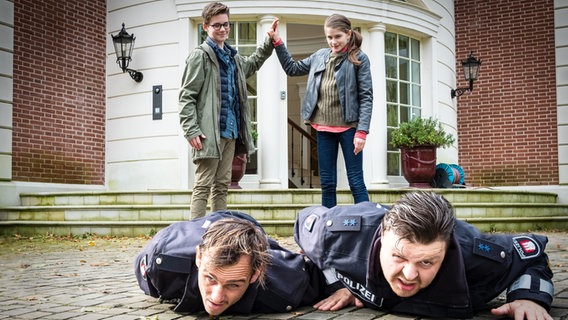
[1,189,567,236]
[13,188,560,206]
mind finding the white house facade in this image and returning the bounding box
[1,0,566,205]
[105,0,459,191]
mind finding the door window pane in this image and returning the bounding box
[411,38,420,60]
[386,56,397,78]
[387,152,400,175]
[412,84,421,107]
[399,58,409,81]
[400,105,411,123]
[387,103,398,127]
[238,22,256,44]
[386,80,398,103]
[398,35,409,58]
[399,82,409,105]
[385,32,397,55]
[412,61,420,83]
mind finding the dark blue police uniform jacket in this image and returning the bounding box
[295,201,554,318]
[135,211,323,314]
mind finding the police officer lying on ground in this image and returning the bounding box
[295,191,554,320]
[135,211,323,317]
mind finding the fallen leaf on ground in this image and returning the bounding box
[90,262,110,267]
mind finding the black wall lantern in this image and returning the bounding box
[112,23,143,82]
[451,51,481,98]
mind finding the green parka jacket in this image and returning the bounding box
[179,37,274,163]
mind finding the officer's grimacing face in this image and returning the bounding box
[379,229,447,298]
[196,247,260,316]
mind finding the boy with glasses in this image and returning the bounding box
[179,2,278,218]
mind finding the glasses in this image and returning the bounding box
[209,22,230,30]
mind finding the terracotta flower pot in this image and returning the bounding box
[401,146,437,188]
[230,154,248,189]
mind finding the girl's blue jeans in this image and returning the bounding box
[316,128,369,208]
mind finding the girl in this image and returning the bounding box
[269,14,373,208]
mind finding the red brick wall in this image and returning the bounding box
[455,0,558,186]
[12,0,106,184]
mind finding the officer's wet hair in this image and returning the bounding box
[202,2,230,26]
[382,191,455,245]
[199,217,270,287]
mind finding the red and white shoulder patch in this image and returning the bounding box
[512,236,540,260]
[139,255,148,280]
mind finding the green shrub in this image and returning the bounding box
[390,117,455,149]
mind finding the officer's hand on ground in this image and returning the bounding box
[491,300,552,320]
[313,288,364,311]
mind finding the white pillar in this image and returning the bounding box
[178,17,193,189]
[365,23,389,189]
[257,16,287,189]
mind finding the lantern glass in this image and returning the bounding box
[461,53,481,81]
[462,62,480,81]
[112,24,136,71]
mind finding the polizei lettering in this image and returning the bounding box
[336,271,376,303]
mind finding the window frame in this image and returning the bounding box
[385,31,422,177]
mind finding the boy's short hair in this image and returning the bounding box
[201,2,230,25]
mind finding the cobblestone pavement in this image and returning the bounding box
[0,232,567,320]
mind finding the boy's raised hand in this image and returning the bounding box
[268,18,280,42]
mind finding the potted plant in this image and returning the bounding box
[230,129,257,189]
[230,153,247,189]
[390,117,455,188]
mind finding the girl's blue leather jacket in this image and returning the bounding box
[275,43,373,133]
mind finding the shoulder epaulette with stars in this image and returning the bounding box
[473,237,506,262]
[325,216,362,232]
